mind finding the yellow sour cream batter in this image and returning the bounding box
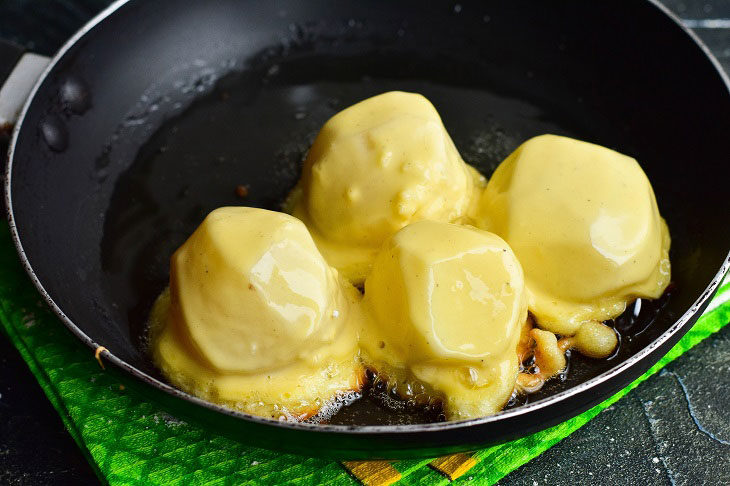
[361,221,527,419]
[290,91,485,284]
[478,135,671,336]
[149,207,363,420]
[150,95,672,423]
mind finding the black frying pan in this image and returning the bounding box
[3,0,730,459]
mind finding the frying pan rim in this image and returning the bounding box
[4,0,730,436]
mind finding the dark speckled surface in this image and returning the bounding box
[1,1,728,484]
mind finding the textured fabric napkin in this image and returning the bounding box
[1,221,729,485]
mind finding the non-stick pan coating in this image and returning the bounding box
[6,0,730,457]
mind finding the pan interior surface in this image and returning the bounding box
[103,70,679,424]
[7,0,730,453]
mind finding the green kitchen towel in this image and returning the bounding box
[1,219,729,485]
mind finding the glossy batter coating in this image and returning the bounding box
[479,135,671,335]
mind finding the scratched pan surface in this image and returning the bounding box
[5,0,730,458]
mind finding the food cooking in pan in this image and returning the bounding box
[148,91,671,422]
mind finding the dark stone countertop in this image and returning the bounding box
[0,1,728,484]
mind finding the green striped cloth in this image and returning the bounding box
[1,220,729,485]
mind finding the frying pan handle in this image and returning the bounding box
[0,40,50,128]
